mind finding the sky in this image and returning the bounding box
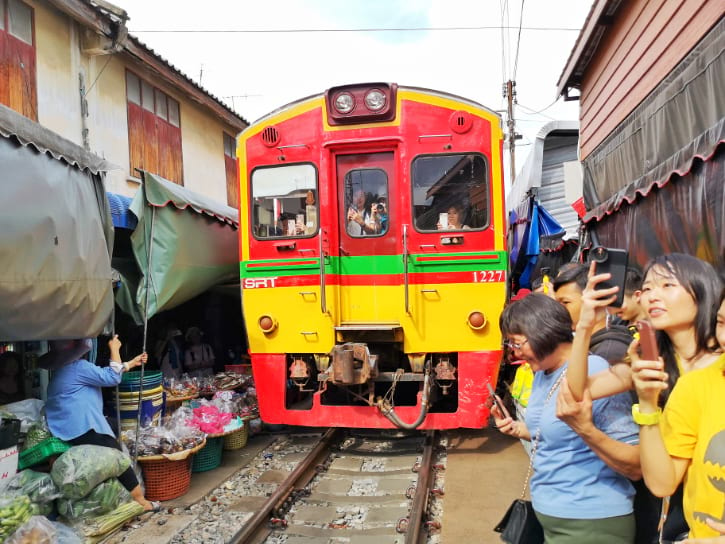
[112,0,592,182]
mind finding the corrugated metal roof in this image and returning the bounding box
[124,34,249,128]
[0,103,117,174]
[59,0,248,129]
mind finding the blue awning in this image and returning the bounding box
[107,192,137,229]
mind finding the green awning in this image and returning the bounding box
[116,172,240,322]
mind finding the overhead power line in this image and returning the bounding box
[512,0,526,80]
[129,25,581,34]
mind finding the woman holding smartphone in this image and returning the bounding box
[492,293,639,543]
[567,253,722,542]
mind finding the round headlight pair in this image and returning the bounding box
[333,89,386,114]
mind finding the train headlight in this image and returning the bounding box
[258,315,278,334]
[467,311,487,330]
[364,89,386,111]
[334,92,355,114]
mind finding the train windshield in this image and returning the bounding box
[411,153,489,232]
[250,163,318,238]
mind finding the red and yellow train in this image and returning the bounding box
[237,83,506,429]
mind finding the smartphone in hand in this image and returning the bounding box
[486,382,510,418]
[588,247,628,307]
[636,320,659,360]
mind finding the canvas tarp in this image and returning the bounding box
[116,171,240,322]
[0,104,115,341]
[582,17,724,220]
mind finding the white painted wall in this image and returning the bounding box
[24,1,237,201]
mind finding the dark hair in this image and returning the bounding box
[624,266,643,295]
[642,253,722,402]
[500,293,573,361]
[552,263,588,292]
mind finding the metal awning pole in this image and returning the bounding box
[134,177,156,465]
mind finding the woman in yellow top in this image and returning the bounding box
[567,253,723,540]
[632,284,725,541]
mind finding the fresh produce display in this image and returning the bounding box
[213,372,249,391]
[21,423,51,451]
[5,470,60,505]
[72,500,144,541]
[163,375,199,398]
[189,405,232,434]
[50,446,130,500]
[4,515,55,544]
[57,479,130,520]
[121,418,204,457]
[0,495,34,543]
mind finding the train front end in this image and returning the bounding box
[238,83,506,429]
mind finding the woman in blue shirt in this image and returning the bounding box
[492,294,639,543]
[43,335,158,512]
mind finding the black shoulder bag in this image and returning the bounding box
[494,370,566,544]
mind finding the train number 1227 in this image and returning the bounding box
[473,270,505,283]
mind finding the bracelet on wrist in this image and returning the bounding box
[632,404,662,425]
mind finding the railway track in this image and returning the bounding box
[105,429,445,544]
[230,429,443,544]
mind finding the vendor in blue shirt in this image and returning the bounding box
[492,294,639,543]
[43,335,159,512]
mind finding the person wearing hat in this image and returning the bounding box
[42,335,159,512]
[184,326,215,378]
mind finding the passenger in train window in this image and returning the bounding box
[347,190,380,236]
[436,204,470,230]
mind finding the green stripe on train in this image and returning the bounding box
[240,251,507,278]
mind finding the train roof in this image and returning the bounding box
[245,83,501,129]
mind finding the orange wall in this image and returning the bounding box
[578,0,722,159]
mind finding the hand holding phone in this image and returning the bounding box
[588,247,628,307]
[635,320,659,360]
[486,382,510,419]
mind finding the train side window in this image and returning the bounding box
[411,154,489,232]
[250,163,318,239]
[343,168,388,237]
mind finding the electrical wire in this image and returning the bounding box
[512,0,526,80]
[517,99,560,117]
[128,25,581,34]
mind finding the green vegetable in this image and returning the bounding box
[75,501,144,539]
[57,478,131,520]
[51,445,131,500]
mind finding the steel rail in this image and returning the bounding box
[405,430,438,544]
[228,428,341,544]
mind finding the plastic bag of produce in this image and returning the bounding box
[0,495,34,543]
[57,478,131,520]
[50,445,130,500]
[22,421,52,451]
[50,521,83,544]
[5,515,55,544]
[6,470,60,504]
[1,399,44,433]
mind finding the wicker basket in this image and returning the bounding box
[139,456,193,501]
[223,421,249,451]
[191,436,224,473]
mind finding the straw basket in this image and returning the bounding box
[223,420,249,451]
[137,440,205,501]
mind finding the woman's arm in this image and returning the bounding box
[569,262,625,401]
[630,350,687,495]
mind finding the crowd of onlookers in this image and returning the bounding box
[494,252,725,543]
